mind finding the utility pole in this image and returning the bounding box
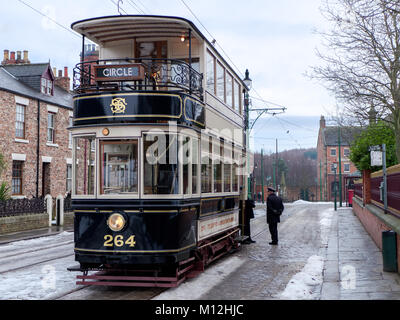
[275,138,278,193]
[261,148,264,203]
[338,127,342,207]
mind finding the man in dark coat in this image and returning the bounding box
[266,187,284,245]
[243,198,256,244]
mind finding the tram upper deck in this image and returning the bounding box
[71,15,246,136]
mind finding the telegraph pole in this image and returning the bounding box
[261,148,264,203]
[338,127,342,207]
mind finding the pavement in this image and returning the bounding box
[0,225,73,245]
[321,206,400,299]
[1,203,400,300]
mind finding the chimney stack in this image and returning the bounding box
[23,50,30,63]
[55,66,70,92]
[2,50,9,65]
[320,115,326,129]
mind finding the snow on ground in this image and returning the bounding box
[279,255,324,300]
[0,232,78,300]
[153,256,245,300]
[279,206,334,300]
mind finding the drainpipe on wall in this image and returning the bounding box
[36,100,40,198]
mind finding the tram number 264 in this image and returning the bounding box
[103,235,136,247]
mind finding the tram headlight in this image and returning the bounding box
[107,213,126,232]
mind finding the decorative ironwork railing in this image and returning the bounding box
[73,58,203,100]
[0,197,46,217]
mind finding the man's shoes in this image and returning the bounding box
[269,242,278,245]
[242,238,256,244]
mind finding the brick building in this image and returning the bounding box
[317,115,361,202]
[0,49,73,199]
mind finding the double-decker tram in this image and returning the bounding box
[68,15,249,287]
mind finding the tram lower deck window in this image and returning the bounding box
[100,140,138,194]
[143,134,179,195]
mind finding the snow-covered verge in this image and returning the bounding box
[278,208,334,299]
[279,255,324,300]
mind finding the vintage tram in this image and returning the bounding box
[68,15,250,287]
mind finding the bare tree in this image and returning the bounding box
[310,0,400,162]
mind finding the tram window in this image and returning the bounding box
[226,73,233,108]
[100,140,138,194]
[201,137,212,193]
[206,51,215,94]
[73,136,96,196]
[213,141,222,193]
[182,136,190,195]
[233,81,240,113]
[216,62,225,102]
[192,137,199,194]
[143,134,179,195]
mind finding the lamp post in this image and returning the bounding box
[332,162,338,211]
[243,69,252,200]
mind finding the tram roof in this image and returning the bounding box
[71,15,205,45]
[71,15,248,89]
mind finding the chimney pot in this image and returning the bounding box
[23,50,29,63]
[58,70,62,77]
[64,66,68,78]
[17,51,21,61]
[3,50,9,64]
[53,67,57,76]
[10,51,15,62]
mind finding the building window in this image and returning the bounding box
[68,117,73,148]
[41,78,53,95]
[47,112,55,143]
[344,148,350,157]
[66,164,72,192]
[344,163,350,172]
[12,161,23,195]
[15,104,25,138]
[330,148,336,156]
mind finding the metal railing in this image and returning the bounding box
[73,58,203,100]
[0,197,46,217]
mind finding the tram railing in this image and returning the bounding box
[73,58,203,100]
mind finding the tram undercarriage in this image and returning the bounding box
[68,228,241,287]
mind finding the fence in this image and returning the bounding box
[0,197,46,217]
[353,164,400,218]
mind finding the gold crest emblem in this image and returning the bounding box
[110,97,127,114]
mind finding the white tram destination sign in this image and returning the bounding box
[94,64,145,81]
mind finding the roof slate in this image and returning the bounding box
[0,65,72,109]
[323,126,363,146]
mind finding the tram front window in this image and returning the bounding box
[143,133,179,195]
[100,140,138,194]
[73,136,95,196]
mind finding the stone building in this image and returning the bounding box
[0,49,73,199]
[317,115,361,202]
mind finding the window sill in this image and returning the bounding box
[15,138,29,144]
[46,142,59,148]
[11,195,26,199]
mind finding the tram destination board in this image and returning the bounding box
[94,64,145,81]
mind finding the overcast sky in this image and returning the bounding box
[0,0,338,152]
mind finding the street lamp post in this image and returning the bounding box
[332,163,338,211]
[243,69,252,200]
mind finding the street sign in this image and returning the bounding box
[370,150,382,166]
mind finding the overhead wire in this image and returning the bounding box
[16,0,81,38]
[126,0,147,14]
